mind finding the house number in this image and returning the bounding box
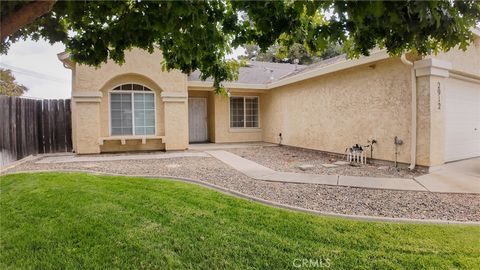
[437,82,441,110]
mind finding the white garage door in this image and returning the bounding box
[444,78,480,162]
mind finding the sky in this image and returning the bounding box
[0,39,245,99]
[1,39,71,99]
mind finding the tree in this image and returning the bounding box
[239,44,277,63]
[0,68,28,97]
[239,42,343,64]
[1,1,479,93]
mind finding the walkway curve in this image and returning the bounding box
[2,170,479,226]
[206,150,480,194]
[206,150,428,192]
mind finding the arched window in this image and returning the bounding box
[110,84,155,136]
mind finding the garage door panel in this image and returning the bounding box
[444,78,480,162]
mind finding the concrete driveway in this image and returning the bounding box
[415,158,480,194]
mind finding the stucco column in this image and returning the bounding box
[71,91,102,154]
[161,92,189,150]
[414,59,452,167]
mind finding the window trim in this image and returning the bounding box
[228,95,260,129]
[108,84,157,137]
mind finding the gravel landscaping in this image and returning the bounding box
[4,154,479,222]
[228,146,427,178]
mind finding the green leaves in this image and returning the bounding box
[0,68,28,96]
[1,1,479,93]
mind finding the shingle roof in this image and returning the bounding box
[277,55,347,80]
[187,48,391,86]
[188,61,305,84]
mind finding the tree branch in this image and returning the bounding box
[1,0,57,42]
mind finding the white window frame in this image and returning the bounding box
[108,84,157,137]
[229,95,260,129]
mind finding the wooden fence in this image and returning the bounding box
[0,96,72,167]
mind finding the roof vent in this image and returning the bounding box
[264,67,274,81]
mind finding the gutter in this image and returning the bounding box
[57,51,73,69]
[400,54,417,170]
[267,50,390,89]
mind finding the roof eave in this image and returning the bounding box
[267,50,390,89]
[187,80,268,90]
[57,51,73,69]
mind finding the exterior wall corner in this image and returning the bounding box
[162,93,189,150]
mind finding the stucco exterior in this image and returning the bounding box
[61,35,479,167]
[69,48,188,154]
[262,58,413,163]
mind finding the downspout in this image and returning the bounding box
[400,54,416,170]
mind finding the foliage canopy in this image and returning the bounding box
[1,1,479,92]
[239,42,344,65]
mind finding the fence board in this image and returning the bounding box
[0,97,13,166]
[56,100,66,152]
[15,98,22,160]
[10,97,17,162]
[49,100,57,153]
[0,96,72,167]
[65,100,72,152]
[36,101,43,154]
[42,99,51,153]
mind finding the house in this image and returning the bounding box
[58,29,480,168]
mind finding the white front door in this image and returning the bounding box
[188,98,208,143]
[444,78,480,162]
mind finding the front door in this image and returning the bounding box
[188,98,208,143]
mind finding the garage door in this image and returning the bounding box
[444,78,480,162]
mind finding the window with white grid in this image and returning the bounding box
[110,84,155,136]
[230,96,259,128]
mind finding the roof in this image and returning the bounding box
[277,55,347,80]
[188,49,386,88]
[188,61,304,84]
[188,50,391,90]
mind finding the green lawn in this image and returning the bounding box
[1,173,479,269]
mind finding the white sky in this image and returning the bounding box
[1,39,71,99]
[1,39,246,99]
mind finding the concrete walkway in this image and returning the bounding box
[206,150,429,192]
[416,158,480,194]
[36,152,209,164]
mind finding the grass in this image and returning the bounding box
[0,172,479,269]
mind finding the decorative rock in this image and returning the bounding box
[297,164,314,171]
[321,163,338,168]
[378,166,390,170]
[166,164,180,168]
[334,161,350,166]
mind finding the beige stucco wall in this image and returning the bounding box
[74,48,187,93]
[262,58,413,163]
[187,89,265,143]
[68,40,477,162]
[163,100,189,150]
[71,48,188,153]
[415,75,448,167]
[418,37,479,165]
[212,90,265,143]
[427,36,480,77]
[72,101,101,154]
